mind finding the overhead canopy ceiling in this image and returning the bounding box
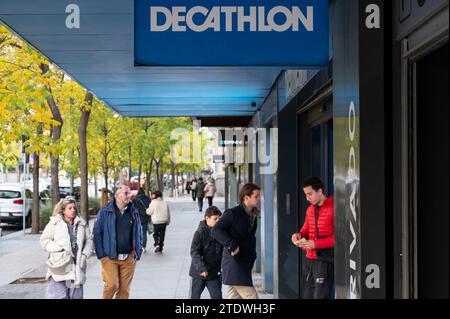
[0,0,284,117]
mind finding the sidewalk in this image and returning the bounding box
[0,194,273,299]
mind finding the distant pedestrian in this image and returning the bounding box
[189,206,223,299]
[204,178,217,207]
[93,184,143,299]
[146,190,171,253]
[211,183,261,299]
[196,177,206,212]
[190,177,198,202]
[40,197,93,299]
[133,187,151,253]
[185,180,191,194]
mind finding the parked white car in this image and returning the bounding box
[0,183,33,227]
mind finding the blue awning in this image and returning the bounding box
[0,0,316,117]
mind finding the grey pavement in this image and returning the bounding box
[0,194,274,299]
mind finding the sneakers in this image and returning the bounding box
[154,245,162,253]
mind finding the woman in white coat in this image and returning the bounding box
[40,197,93,299]
[204,179,217,208]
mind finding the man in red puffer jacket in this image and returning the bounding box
[291,177,334,299]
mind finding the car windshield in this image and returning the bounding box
[0,191,21,199]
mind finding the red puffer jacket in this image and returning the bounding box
[295,196,334,260]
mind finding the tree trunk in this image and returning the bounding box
[31,123,43,234]
[94,176,98,199]
[31,152,40,234]
[40,63,62,209]
[176,169,180,196]
[181,172,185,195]
[78,92,92,223]
[103,122,109,191]
[50,153,60,208]
[104,168,108,193]
[70,173,74,195]
[138,161,142,190]
[154,159,160,191]
[146,157,154,195]
[169,161,175,197]
[128,145,132,184]
[144,163,150,196]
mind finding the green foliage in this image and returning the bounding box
[1,25,207,191]
[88,197,100,211]
[39,201,53,226]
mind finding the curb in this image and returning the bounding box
[0,227,33,240]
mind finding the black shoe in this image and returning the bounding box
[154,245,160,253]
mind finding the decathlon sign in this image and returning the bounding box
[135,0,329,66]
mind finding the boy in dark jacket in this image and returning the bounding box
[189,206,223,299]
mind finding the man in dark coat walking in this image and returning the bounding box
[211,183,261,299]
[195,177,206,212]
[132,187,151,252]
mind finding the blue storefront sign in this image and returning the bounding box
[135,0,329,66]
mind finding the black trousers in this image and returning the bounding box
[207,196,213,207]
[191,277,222,299]
[197,197,204,211]
[153,223,167,248]
[302,259,334,299]
[191,190,197,201]
[141,222,148,249]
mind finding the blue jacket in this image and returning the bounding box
[93,199,143,261]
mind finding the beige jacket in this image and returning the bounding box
[40,214,93,287]
[146,198,171,225]
[204,182,217,197]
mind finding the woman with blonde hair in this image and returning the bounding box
[40,197,93,299]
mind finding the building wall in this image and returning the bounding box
[249,83,279,294]
[392,0,449,298]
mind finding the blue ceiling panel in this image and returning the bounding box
[0,0,284,117]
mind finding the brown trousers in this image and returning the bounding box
[101,254,137,299]
[226,285,258,299]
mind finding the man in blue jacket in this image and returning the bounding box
[211,183,261,299]
[93,184,143,299]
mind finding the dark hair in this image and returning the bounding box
[239,183,261,202]
[205,206,222,218]
[302,177,324,193]
[152,190,163,199]
[138,187,145,194]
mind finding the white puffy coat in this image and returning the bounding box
[146,198,171,225]
[40,214,93,287]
